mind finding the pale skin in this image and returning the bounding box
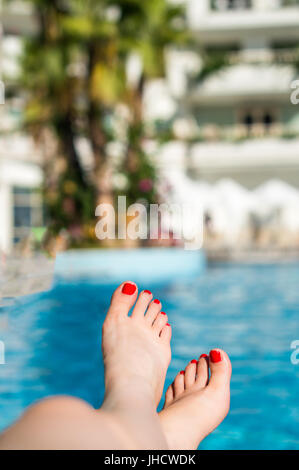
[0,281,232,450]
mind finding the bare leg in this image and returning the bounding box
[0,397,136,450]
[0,282,171,450]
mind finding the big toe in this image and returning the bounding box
[106,281,138,319]
[207,349,231,413]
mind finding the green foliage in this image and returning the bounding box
[13,0,188,245]
[45,174,95,229]
[117,123,158,207]
[196,49,230,83]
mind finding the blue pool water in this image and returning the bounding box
[0,262,299,449]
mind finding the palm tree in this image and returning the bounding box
[12,0,189,242]
[117,0,189,191]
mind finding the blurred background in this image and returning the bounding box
[0,0,299,450]
[1,0,299,255]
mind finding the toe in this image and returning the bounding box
[160,323,172,343]
[207,349,232,394]
[106,281,138,319]
[145,298,162,324]
[196,354,209,388]
[152,311,168,335]
[173,370,185,398]
[131,289,153,319]
[164,384,174,408]
[185,360,197,388]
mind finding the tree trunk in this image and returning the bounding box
[55,112,87,188]
[87,43,114,208]
[125,73,145,173]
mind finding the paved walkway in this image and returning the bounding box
[0,254,55,302]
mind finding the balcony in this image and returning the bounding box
[188,63,294,105]
[188,136,299,188]
[188,0,299,43]
[155,133,299,189]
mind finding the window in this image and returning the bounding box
[243,113,254,130]
[238,108,278,136]
[263,112,274,129]
[211,0,252,10]
[13,187,44,244]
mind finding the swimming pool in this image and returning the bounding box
[0,261,299,449]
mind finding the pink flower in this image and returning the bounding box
[139,179,153,192]
[69,224,83,240]
[63,198,75,215]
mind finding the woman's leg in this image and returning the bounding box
[0,281,172,450]
[0,397,136,450]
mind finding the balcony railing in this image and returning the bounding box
[211,0,252,11]
[227,47,299,65]
[173,123,299,143]
[211,0,299,10]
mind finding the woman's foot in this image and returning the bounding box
[159,349,231,450]
[102,281,172,412]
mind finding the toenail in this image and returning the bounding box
[200,354,208,359]
[144,290,152,295]
[161,311,166,315]
[180,370,185,375]
[191,359,198,364]
[153,299,160,304]
[210,350,222,363]
[166,323,170,326]
[122,283,137,295]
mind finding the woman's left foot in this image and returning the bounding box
[159,349,231,450]
[102,282,172,412]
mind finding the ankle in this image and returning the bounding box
[103,376,156,412]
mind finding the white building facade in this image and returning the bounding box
[0,1,43,254]
[147,0,299,188]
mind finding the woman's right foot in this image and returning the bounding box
[159,349,231,450]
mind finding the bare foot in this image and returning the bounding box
[159,349,231,450]
[102,281,172,412]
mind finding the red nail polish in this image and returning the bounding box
[122,283,136,295]
[210,350,222,363]
[180,370,185,375]
[154,299,160,304]
[191,359,197,364]
[144,290,152,295]
[200,354,208,359]
[161,311,166,315]
[166,323,170,326]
